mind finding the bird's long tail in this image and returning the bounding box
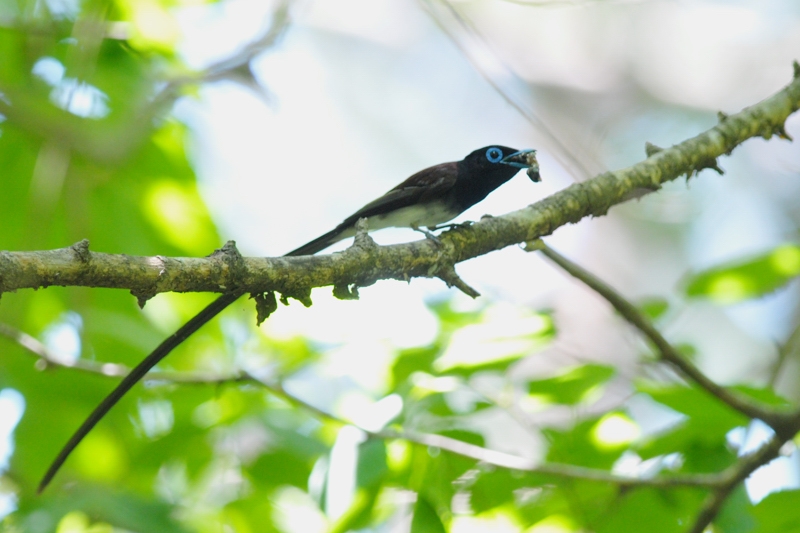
[285,225,348,257]
[37,290,243,493]
[39,222,355,493]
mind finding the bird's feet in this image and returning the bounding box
[412,224,443,246]
[413,221,475,246]
[427,220,474,232]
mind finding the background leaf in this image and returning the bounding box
[685,244,800,304]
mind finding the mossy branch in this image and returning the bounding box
[1,64,799,306]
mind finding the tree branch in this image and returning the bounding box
[533,243,800,533]
[0,321,250,384]
[249,373,726,490]
[1,64,798,303]
[534,242,785,426]
[0,318,734,492]
[689,434,786,533]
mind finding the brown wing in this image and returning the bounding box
[286,162,458,256]
[339,162,458,226]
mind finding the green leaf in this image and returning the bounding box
[406,447,475,522]
[637,297,670,321]
[674,343,698,360]
[18,486,190,533]
[438,351,530,378]
[637,383,748,435]
[223,492,281,533]
[752,490,800,533]
[327,486,382,533]
[0,126,40,251]
[406,391,457,418]
[518,481,617,529]
[634,408,736,473]
[263,410,330,459]
[685,244,800,303]
[244,408,329,491]
[434,312,555,377]
[635,384,745,472]
[392,344,441,388]
[356,439,388,489]
[141,178,219,256]
[2,343,140,492]
[437,429,485,448]
[269,336,320,375]
[411,496,447,533]
[732,385,792,408]
[427,300,484,334]
[249,449,314,490]
[527,364,616,405]
[469,468,530,514]
[717,485,756,533]
[594,487,703,533]
[325,441,391,532]
[544,415,629,469]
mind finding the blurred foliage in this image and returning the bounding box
[526,363,614,406]
[0,1,799,533]
[685,244,800,304]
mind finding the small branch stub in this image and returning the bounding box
[523,239,546,253]
[352,218,377,251]
[333,283,360,300]
[210,240,245,290]
[644,142,663,157]
[252,291,278,325]
[689,156,725,177]
[134,291,152,310]
[775,122,793,141]
[70,239,91,263]
[436,262,480,298]
[279,287,313,308]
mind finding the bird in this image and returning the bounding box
[287,146,539,256]
[38,145,540,493]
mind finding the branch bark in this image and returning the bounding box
[1,63,799,305]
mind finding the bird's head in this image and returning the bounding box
[464,146,540,183]
[450,145,541,212]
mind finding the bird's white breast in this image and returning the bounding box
[337,202,456,240]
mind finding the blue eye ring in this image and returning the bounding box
[486,147,503,163]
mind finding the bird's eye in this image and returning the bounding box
[486,147,503,163]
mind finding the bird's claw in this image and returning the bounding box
[412,225,443,246]
[428,221,473,232]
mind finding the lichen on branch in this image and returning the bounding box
[1,63,798,304]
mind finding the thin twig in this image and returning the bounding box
[3,318,729,492]
[534,242,800,531]
[202,0,290,83]
[535,242,785,427]
[769,320,800,388]
[0,321,250,384]
[248,371,726,489]
[688,435,785,533]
